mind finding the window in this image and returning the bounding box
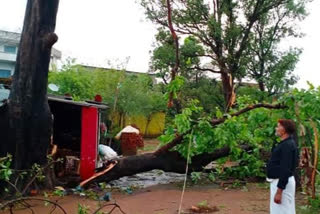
[0,69,11,78]
[4,46,17,54]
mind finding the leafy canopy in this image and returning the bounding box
[48,64,166,118]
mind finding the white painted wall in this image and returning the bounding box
[0,61,15,75]
[0,34,61,76]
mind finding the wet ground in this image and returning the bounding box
[2,181,310,214]
[85,182,271,214]
[109,170,186,189]
[1,182,272,214]
[0,139,309,214]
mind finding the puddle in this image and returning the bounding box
[109,170,186,188]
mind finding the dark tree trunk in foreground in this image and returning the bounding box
[5,0,60,170]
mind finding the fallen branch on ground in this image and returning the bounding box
[93,202,126,214]
[80,103,283,187]
[0,197,67,214]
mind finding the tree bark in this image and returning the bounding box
[144,115,152,136]
[0,103,10,157]
[221,72,236,112]
[166,0,180,109]
[258,80,265,92]
[6,0,60,170]
[84,145,249,186]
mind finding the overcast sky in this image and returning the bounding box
[0,0,319,89]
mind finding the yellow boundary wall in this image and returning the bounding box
[111,112,165,138]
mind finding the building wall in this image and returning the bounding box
[0,61,15,77]
[0,30,61,77]
[0,51,17,63]
[0,42,18,77]
[111,112,166,138]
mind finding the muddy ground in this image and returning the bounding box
[62,182,272,214]
[0,139,309,214]
[1,182,307,214]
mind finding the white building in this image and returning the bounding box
[0,30,61,78]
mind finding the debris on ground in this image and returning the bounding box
[183,200,219,213]
[100,192,112,201]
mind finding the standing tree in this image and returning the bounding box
[49,64,95,101]
[3,0,60,172]
[150,29,205,83]
[141,0,308,111]
[246,0,306,94]
[116,74,166,129]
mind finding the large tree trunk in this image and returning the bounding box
[84,145,246,186]
[0,103,10,157]
[6,0,60,170]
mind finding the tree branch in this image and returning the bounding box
[154,134,184,156]
[265,10,288,55]
[166,0,180,108]
[187,54,217,60]
[156,103,286,154]
[42,32,58,50]
[173,11,217,53]
[191,66,221,74]
[213,0,217,20]
[0,197,67,214]
[211,103,286,126]
[234,0,262,63]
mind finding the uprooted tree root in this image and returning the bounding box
[0,197,126,214]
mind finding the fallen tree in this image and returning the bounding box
[86,146,244,185]
[82,103,285,187]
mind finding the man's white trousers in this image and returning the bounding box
[269,176,296,214]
